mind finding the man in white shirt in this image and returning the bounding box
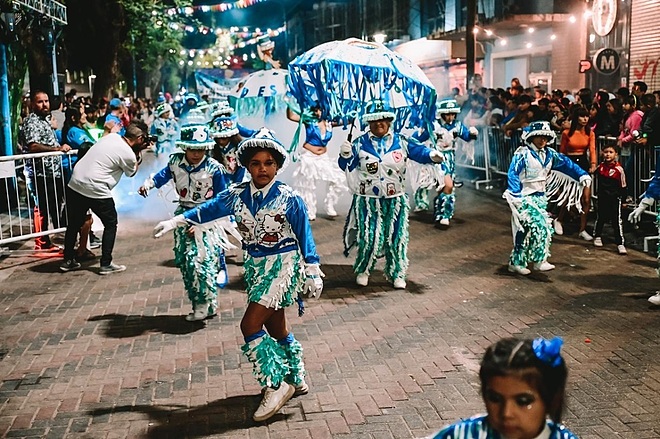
[60,120,152,274]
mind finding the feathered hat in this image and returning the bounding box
[361,99,396,123]
[236,128,287,168]
[176,124,215,150]
[521,120,556,143]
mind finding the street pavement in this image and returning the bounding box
[0,186,659,438]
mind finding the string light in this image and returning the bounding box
[166,0,269,15]
[472,24,557,48]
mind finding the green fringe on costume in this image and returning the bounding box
[353,195,410,281]
[414,188,430,211]
[173,207,220,312]
[243,252,305,309]
[241,334,289,388]
[280,338,305,386]
[509,195,552,267]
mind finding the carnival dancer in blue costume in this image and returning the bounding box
[504,121,591,275]
[286,106,349,220]
[628,159,660,306]
[150,102,179,157]
[139,123,237,321]
[339,100,443,289]
[425,337,579,439]
[210,104,251,185]
[153,128,323,422]
[411,98,478,227]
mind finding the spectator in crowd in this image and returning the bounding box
[424,337,578,439]
[551,89,564,101]
[488,96,505,126]
[606,98,624,134]
[576,88,593,108]
[636,93,660,164]
[103,98,126,136]
[619,96,644,201]
[653,90,660,106]
[616,87,630,101]
[338,100,443,289]
[50,95,65,134]
[631,81,648,102]
[20,90,72,250]
[555,107,596,241]
[535,98,553,123]
[463,93,490,127]
[60,120,152,274]
[593,144,627,255]
[503,95,532,136]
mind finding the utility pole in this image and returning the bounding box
[466,0,477,93]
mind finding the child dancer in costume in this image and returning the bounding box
[504,121,591,275]
[139,123,234,321]
[339,100,443,289]
[628,158,660,305]
[209,104,256,185]
[425,336,579,439]
[412,98,477,227]
[593,144,627,255]
[150,102,179,157]
[153,128,323,422]
[286,106,348,220]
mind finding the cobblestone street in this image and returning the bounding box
[1,186,659,438]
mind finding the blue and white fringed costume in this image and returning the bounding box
[504,145,588,268]
[339,130,437,281]
[425,414,579,439]
[150,117,179,157]
[412,120,473,219]
[182,179,319,388]
[291,120,349,220]
[146,152,237,315]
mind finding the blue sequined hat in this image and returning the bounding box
[176,124,215,150]
[236,128,287,168]
[522,120,556,143]
[435,98,461,118]
[210,114,239,139]
[361,99,396,123]
[156,103,173,117]
[210,103,235,118]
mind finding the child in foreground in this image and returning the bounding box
[425,337,579,439]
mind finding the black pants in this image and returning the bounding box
[594,194,624,245]
[33,175,66,245]
[63,187,117,266]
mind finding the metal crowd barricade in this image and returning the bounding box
[0,150,74,254]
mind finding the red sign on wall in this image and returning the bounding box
[579,59,593,74]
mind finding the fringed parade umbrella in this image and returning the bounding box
[228,69,289,118]
[287,38,437,133]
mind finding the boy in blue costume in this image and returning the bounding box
[339,100,443,289]
[210,104,253,185]
[139,123,235,321]
[412,98,477,227]
[153,128,323,422]
[150,102,179,157]
[504,121,591,275]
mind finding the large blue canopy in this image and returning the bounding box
[287,38,437,131]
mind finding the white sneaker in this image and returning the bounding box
[593,237,603,247]
[553,219,563,235]
[393,278,406,289]
[326,206,337,217]
[648,292,660,306]
[533,261,555,271]
[356,273,369,286]
[617,245,627,255]
[185,306,209,321]
[292,379,309,396]
[253,382,295,422]
[439,218,450,226]
[508,264,531,275]
[578,230,593,241]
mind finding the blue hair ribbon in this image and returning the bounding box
[532,336,564,367]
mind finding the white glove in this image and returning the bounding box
[579,175,592,187]
[138,177,155,197]
[429,150,443,163]
[153,215,187,238]
[628,197,653,223]
[303,263,325,298]
[340,140,353,158]
[468,126,479,137]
